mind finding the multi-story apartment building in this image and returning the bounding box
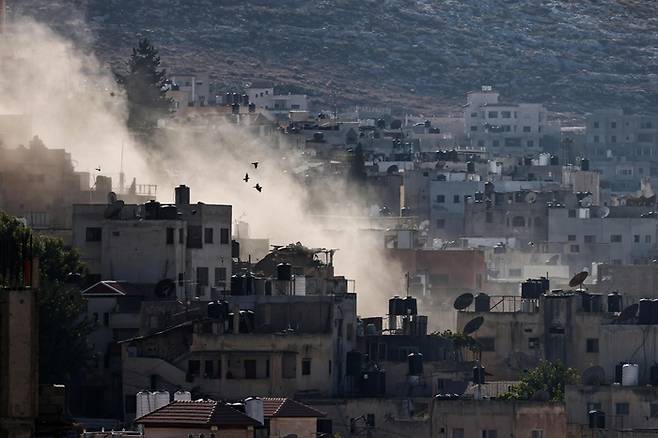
[72,185,232,301]
[464,87,558,155]
[585,109,658,162]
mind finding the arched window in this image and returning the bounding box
[512,216,525,227]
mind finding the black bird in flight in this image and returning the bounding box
[95,166,101,172]
[243,173,250,182]
[252,162,259,169]
[254,184,262,192]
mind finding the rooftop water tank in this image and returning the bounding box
[136,391,153,419]
[276,263,292,281]
[474,293,490,312]
[622,363,639,386]
[639,299,652,324]
[389,296,405,316]
[245,397,264,425]
[404,296,418,315]
[607,292,622,313]
[408,353,424,376]
[173,390,191,402]
[651,299,658,324]
[154,391,170,410]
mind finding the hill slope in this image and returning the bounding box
[11,0,658,113]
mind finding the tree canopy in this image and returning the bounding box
[119,37,171,131]
[499,359,579,402]
[0,212,91,384]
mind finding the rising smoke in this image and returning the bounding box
[0,17,404,316]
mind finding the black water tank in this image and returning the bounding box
[581,293,592,312]
[466,161,475,173]
[376,119,386,129]
[239,310,255,333]
[232,93,240,104]
[550,155,559,165]
[539,277,550,293]
[651,299,658,324]
[160,205,178,220]
[242,94,249,106]
[224,92,231,106]
[639,299,652,324]
[248,103,256,113]
[615,363,624,384]
[408,353,423,376]
[207,301,221,319]
[231,275,243,295]
[484,182,494,196]
[607,292,622,313]
[232,240,240,258]
[474,293,490,312]
[404,296,418,315]
[217,300,230,320]
[521,281,541,299]
[346,351,362,376]
[231,103,240,114]
[581,158,590,171]
[144,200,161,220]
[472,365,485,385]
[588,410,605,429]
[243,274,255,295]
[389,296,405,316]
[175,185,190,205]
[651,364,658,386]
[277,263,292,281]
[590,294,602,312]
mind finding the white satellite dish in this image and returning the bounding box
[601,206,610,218]
[581,196,593,208]
[525,192,537,204]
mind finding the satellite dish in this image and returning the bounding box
[454,293,474,310]
[103,200,124,219]
[154,279,176,298]
[107,191,118,204]
[463,316,484,336]
[545,254,559,265]
[582,366,606,386]
[525,192,537,204]
[569,271,589,288]
[581,196,593,208]
[601,206,610,218]
[616,303,639,323]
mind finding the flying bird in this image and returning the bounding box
[243,173,250,182]
[95,166,101,172]
[254,184,262,192]
[251,162,259,169]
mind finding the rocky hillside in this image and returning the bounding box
[11,0,658,114]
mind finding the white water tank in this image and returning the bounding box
[538,153,550,166]
[293,275,306,296]
[173,390,192,402]
[622,363,639,386]
[154,391,170,409]
[245,397,264,425]
[136,391,152,419]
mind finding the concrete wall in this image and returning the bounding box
[0,289,38,438]
[144,426,250,438]
[269,417,317,438]
[431,399,566,438]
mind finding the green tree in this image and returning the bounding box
[499,360,579,402]
[0,212,91,384]
[119,37,171,131]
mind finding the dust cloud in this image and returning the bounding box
[0,17,404,316]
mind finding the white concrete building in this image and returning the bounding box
[464,87,557,155]
[72,185,232,301]
[169,73,210,106]
[246,85,308,114]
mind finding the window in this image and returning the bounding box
[528,337,540,349]
[187,225,202,248]
[204,227,214,244]
[481,431,497,438]
[196,267,209,286]
[476,337,495,351]
[452,429,465,438]
[470,126,478,132]
[501,111,511,118]
[586,338,599,353]
[635,234,640,243]
[509,268,522,277]
[302,358,312,375]
[568,234,576,241]
[436,195,445,203]
[453,195,460,203]
[205,360,214,377]
[523,126,531,132]
[512,216,525,227]
[488,111,498,118]
[85,227,102,242]
[471,112,478,118]
[282,353,297,378]
[436,219,445,229]
[570,244,580,253]
[611,121,617,129]
[647,235,653,244]
[594,121,600,129]
[584,235,596,244]
[220,228,230,244]
[616,402,630,415]
[486,212,493,223]
[188,360,201,376]
[531,431,543,438]
[214,267,227,286]
[611,234,622,243]
[611,135,617,143]
[244,359,257,379]
[594,135,600,143]
[166,227,174,244]
[527,140,534,147]
[650,403,658,418]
